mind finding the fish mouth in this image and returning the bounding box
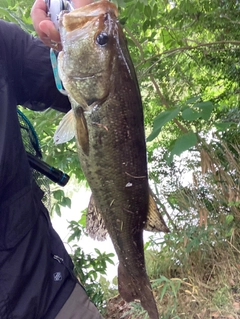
[71,74,95,80]
[70,70,104,80]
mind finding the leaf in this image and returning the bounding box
[194,101,214,120]
[142,19,150,32]
[152,3,158,17]
[150,19,157,29]
[55,203,61,217]
[182,101,214,121]
[119,17,127,25]
[106,258,115,265]
[79,211,87,227]
[94,248,101,255]
[182,108,201,121]
[0,7,18,22]
[68,233,77,243]
[147,107,180,142]
[170,280,180,298]
[160,28,173,48]
[113,0,126,7]
[226,215,234,224]
[62,197,71,208]
[53,189,64,201]
[160,283,168,301]
[144,241,150,250]
[185,96,201,105]
[214,122,235,131]
[168,132,197,163]
[144,5,151,18]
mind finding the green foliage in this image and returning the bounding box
[147,97,216,162]
[147,107,180,142]
[51,189,71,216]
[67,221,115,311]
[212,286,231,308]
[122,302,149,319]
[166,132,197,164]
[98,275,118,302]
[153,276,181,303]
[0,0,34,32]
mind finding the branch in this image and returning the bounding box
[221,15,240,25]
[163,18,198,31]
[125,26,144,58]
[150,76,189,134]
[136,40,240,68]
[152,183,178,231]
[125,26,190,134]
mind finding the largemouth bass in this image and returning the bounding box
[54,1,169,318]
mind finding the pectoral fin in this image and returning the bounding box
[144,187,169,233]
[86,195,108,241]
[74,107,89,155]
[54,109,75,144]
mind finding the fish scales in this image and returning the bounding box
[55,1,168,318]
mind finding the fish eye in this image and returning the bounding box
[96,32,109,46]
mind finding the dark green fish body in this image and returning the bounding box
[76,44,151,305]
[55,2,169,318]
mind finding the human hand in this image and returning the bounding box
[31,0,93,50]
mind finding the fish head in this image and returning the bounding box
[58,1,119,109]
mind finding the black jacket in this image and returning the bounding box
[0,20,77,319]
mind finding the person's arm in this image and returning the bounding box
[31,0,93,48]
[0,19,70,113]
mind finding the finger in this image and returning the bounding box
[49,40,62,51]
[38,33,62,51]
[39,20,61,43]
[31,0,49,37]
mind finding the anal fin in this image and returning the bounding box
[86,195,108,241]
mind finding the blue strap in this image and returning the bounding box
[50,49,68,96]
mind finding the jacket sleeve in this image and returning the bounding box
[0,19,71,113]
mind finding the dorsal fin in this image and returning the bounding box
[144,187,169,233]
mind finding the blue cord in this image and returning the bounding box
[17,108,41,156]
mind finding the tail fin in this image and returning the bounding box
[118,263,159,319]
